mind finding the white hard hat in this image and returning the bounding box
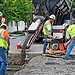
[49,14,55,20]
[63,23,69,29]
[1,23,7,28]
[0,12,3,16]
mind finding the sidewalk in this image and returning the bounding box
[9,34,25,54]
[14,55,75,75]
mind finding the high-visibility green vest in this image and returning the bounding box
[67,25,75,38]
[0,18,5,25]
[2,18,5,23]
[0,29,8,49]
[43,20,52,35]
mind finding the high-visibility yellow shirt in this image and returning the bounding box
[66,31,70,39]
[67,25,75,39]
[0,29,10,49]
[43,20,52,35]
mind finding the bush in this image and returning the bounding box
[11,31,25,35]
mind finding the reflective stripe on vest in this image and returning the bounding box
[0,30,6,41]
[67,29,73,36]
[72,34,75,38]
[44,27,48,31]
[0,37,6,41]
[0,29,8,49]
[43,20,52,35]
[2,18,5,23]
[67,25,75,38]
[44,20,51,31]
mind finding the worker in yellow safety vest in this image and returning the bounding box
[43,14,55,54]
[63,23,75,59]
[0,23,10,75]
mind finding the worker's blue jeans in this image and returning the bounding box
[0,47,7,75]
[65,38,75,58]
[43,35,47,54]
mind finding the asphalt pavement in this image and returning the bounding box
[9,34,43,54]
[10,34,75,55]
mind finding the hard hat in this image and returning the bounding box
[63,23,69,29]
[49,14,55,20]
[0,12,3,16]
[1,23,7,28]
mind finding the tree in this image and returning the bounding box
[73,0,75,8]
[0,0,34,26]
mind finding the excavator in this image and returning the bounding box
[17,0,73,62]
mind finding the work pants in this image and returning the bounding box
[43,35,47,54]
[0,47,7,75]
[65,38,75,58]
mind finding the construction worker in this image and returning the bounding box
[0,23,10,75]
[63,23,75,59]
[43,14,55,54]
[0,12,7,25]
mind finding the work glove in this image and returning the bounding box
[48,34,53,38]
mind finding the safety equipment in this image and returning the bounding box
[49,14,55,20]
[0,29,8,49]
[43,20,52,35]
[67,25,75,38]
[0,18,5,25]
[1,23,7,28]
[2,18,5,24]
[0,12,3,16]
[63,23,69,29]
[48,34,52,38]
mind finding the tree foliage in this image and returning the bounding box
[0,0,34,23]
[1,0,75,23]
[73,0,75,8]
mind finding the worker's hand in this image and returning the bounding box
[49,31,51,35]
[48,34,52,38]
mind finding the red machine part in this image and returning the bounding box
[28,21,44,48]
[17,41,22,49]
[17,21,44,49]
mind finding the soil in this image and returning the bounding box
[5,53,28,75]
[5,53,40,75]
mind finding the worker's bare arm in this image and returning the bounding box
[48,30,51,35]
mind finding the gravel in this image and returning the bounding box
[14,55,75,75]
